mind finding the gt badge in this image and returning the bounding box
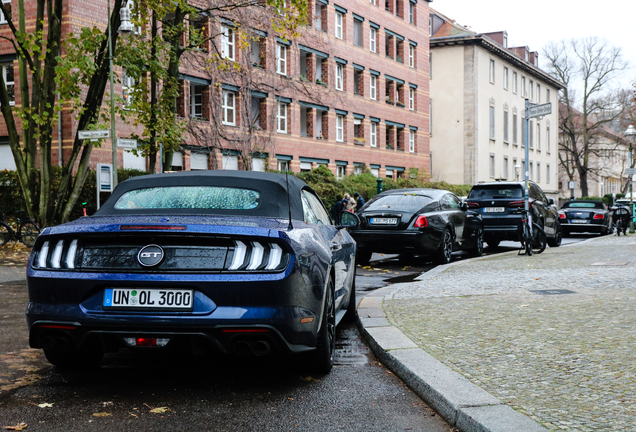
[137,244,165,267]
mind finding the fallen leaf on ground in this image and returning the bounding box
[149,407,169,414]
[301,376,319,382]
[29,403,53,408]
[92,413,111,418]
[4,423,27,431]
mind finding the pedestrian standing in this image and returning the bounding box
[331,199,345,225]
[354,192,364,212]
[343,193,356,212]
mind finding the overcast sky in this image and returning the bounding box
[432,0,636,90]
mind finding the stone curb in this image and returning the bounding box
[356,262,550,432]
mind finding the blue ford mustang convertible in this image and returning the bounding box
[26,171,358,373]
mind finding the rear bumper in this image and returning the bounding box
[350,229,437,254]
[482,225,520,241]
[561,222,605,233]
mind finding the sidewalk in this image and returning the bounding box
[358,235,636,432]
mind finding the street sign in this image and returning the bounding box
[79,130,110,140]
[526,102,552,119]
[625,168,636,176]
[568,181,575,190]
[117,138,137,149]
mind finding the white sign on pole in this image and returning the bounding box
[97,163,113,193]
[568,181,575,190]
[526,102,552,119]
[79,130,110,140]
[625,168,636,176]
[117,138,137,149]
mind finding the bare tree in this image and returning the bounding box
[544,37,629,197]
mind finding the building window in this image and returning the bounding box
[354,69,363,96]
[190,15,209,52]
[537,84,541,103]
[409,45,415,68]
[503,109,509,143]
[529,162,533,180]
[337,165,346,178]
[513,112,518,145]
[513,158,518,179]
[336,115,344,142]
[536,122,541,150]
[370,75,377,100]
[409,130,415,153]
[503,156,509,179]
[503,34,508,47]
[221,25,235,60]
[503,67,508,90]
[547,88,550,103]
[409,1,415,24]
[277,159,290,171]
[409,88,415,110]
[354,119,363,143]
[546,126,551,153]
[370,27,377,52]
[537,162,541,182]
[489,59,495,84]
[190,83,203,118]
[522,76,526,97]
[354,18,363,47]
[429,52,432,79]
[546,164,550,183]
[276,43,287,75]
[122,67,134,108]
[513,72,517,94]
[335,64,344,91]
[489,154,495,178]
[222,90,235,125]
[529,80,534,101]
[335,12,343,39]
[429,99,432,136]
[489,105,495,139]
[277,102,288,133]
[300,162,312,172]
[370,122,377,147]
[2,62,15,105]
[529,119,533,148]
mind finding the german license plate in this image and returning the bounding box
[484,207,505,213]
[104,288,193,310]
[370,217,398,225]
[571,220,588,224]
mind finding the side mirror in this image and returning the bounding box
[548,198,555,206]
[461,202,468,211]
[338,211,360,229]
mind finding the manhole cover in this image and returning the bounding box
[530,289,577,295]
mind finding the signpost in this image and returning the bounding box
[117,138,137,149]
[78,130,110,140]
[523,100,553,213]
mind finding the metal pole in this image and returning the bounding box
[107,0,118,188]
[630,143,634,233]
[523,99,530,213]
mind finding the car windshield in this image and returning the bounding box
[468,186,523,199]
[114,186,261,210]
[563,202,603,209]
[365,194,430,212]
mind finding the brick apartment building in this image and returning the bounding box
[0,0,433,181]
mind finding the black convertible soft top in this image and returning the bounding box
[95,170,313,220]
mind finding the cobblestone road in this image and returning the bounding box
[384,235,636,432]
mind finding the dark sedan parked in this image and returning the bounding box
[350,189,483,265]
[559,200,612,236]
[26,171,358,373]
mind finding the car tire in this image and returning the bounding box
[486,240,500,248]
[309,277,336,374]
[435,228,453,264]
[344,276,357,323]
[44,347,103,369]
[469,226,484,257]
[547,224,562,247]
[356,249,372,266]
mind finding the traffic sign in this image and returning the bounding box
[78,130,110,140]
[526,102,552,119]
[117,138,137,149]
[625,168,636,176]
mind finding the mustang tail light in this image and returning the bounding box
[413,215,428,228]
[34,239,79,270]
[593,213,605,219]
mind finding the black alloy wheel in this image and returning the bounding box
[547,223,562,247]
[435,228,453,264]
[310,277,336,374]
[0,223,10,246]
[469,226,484,257]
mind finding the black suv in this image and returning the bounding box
[465,181,562,248]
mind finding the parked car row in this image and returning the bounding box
[24,171,622,374]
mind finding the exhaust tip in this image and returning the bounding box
[233,340,252,357]
[252,340,271,357]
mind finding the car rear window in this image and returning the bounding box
[468,186,523,199]
[114,186,261,210]
[366,194,430,212]
[562,202,603,209]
